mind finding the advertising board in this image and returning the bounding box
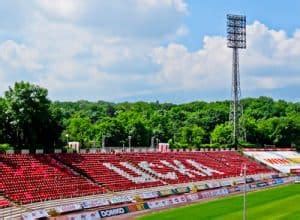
[98,207,129,218]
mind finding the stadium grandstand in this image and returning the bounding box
[244,148,300,173]
[1,148,298,219]
[0,0,300,218]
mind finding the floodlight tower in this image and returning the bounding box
[227,14,246,147]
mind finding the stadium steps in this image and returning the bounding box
[51,154,111,192]
[0,204,27,220]
[0,195,34,220]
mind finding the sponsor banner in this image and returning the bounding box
[110,195,133,204]
[246,178,255,183]
[238,185,250,191]
[227,186,240,193]
[271,174,280,179]
[82,198,110,209]
[220,181,232,187]
[235,179,245,185]
[206,182,220,189]
[55,204,82,214]
[196,184,208,191]
[22,209,49,220]
[98,207,129,218]
[174,187,190,194]
[143,203,150,210]
[265,174,275,179]
[147,195,187,209]
[147,199,171,209]
[58,211,100,220]
[139,191,159,200]
[267,179,274,185]
[186,193,199,202]
[170,196,187,205]
[158,189,174,197]
[285,177,296,183]
[197,192,204,199]
[256,182,268,187]
[199,188,229,199]
[274,178,284,185]
[147,196,187,209]
[253,176,262,181]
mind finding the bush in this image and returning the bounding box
[0,143,12,152]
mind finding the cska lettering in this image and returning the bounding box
[103,162,158,183]
[138,161,177,180]
[160,160,205,178]
[186,159,224,176]
[104,159,224,183]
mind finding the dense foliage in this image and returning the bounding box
[0,82,300,151]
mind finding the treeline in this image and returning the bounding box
[0,82,300,152]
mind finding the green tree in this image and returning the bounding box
[177,126,206,149]
[4,81,57,151]
[273,116,300,146]
[211,123,233,146]
[240,115,259,144]
[64,116,93,148]
[0,98,9,144]
[93,118,126,147]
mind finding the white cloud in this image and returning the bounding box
[150,21,300,99]
[137,0,188,13]
[0,40,42,71]
[0,1,300,102]
[35,0,85,20]
[151,37,231,91]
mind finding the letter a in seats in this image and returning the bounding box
[160,160,205,178]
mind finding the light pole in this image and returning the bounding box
[151,136,155,148]
[65,134,69,146]
[102,135,106,151]
[227,14,247,148]
[241,163,247,220]
[128,136,132,151]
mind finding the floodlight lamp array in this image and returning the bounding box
[227,14,246,49]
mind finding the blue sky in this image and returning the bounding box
[0,0,300,103]
[182,0,300,50]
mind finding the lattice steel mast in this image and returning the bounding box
[227,14,246,147]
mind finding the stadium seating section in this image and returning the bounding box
[54,153,164,192]
[55,151,270,190]
[244,150,300,173]
[0,154,105,204]
[0,151,272,204]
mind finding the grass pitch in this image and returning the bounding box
[138,184,300,220]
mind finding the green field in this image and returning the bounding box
[138,184,300,220]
